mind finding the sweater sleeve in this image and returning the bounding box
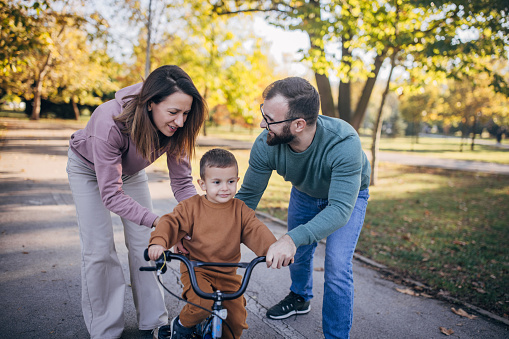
[166,153,197,202]
[287,137,363,247]
[235,136,272,210]
[93,128,158,228]
[149,201,193,249]
[239,203,277,256]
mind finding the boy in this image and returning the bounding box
[148,148,277,339]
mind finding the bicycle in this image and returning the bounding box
[140,249,266,339]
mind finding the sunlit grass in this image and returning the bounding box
[359,163,509,318]
[360,135,509,164]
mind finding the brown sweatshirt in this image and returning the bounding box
[149,194,277,274]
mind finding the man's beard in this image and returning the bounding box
[266,124,295,146]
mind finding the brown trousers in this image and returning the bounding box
[179,266,248,339]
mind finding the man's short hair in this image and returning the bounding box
[262,77,320,125]
[200,148,238,179]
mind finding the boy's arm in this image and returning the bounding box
[239,203,277,256]
[149,202,190,250]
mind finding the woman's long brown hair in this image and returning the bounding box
[114,65,207,161]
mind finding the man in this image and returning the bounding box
[235,77,371,339]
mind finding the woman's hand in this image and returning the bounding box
[173,235,192,254]
[148,245,165,261]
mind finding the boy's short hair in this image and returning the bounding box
[200,148,238,179]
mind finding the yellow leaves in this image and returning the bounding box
[395,287,432,298]
[439,327,454,335]
[396,287,418,296]
[437,308,477,335]
[451,307,477,319]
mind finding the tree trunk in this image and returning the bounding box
[71,97,80,120]
[471,113,479,151]
[351,52,385,131]
[30,25,64,120]
[315,72,336,117]
[202,86,209,136]
[31,78,43,120]
[371,51,397,186]
[338,44,352,123]
[145,0,152,78]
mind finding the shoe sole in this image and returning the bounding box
[266,306,311,320]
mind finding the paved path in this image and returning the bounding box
[0,119,508,338]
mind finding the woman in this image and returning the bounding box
[66,65,206,339]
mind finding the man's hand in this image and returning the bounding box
[148,244,165,261]
[266,234,297,269]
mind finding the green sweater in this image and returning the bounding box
[236,115,371,247]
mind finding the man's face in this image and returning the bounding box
[261,95,296,146]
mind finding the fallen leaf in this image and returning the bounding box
[451,308,477,319]
[453,240,467,246]
[475,288,486,294]
[396,288,419,296]
[439,327,454,336]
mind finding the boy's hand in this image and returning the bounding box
[266,234,296,269]
[148,245,165,261]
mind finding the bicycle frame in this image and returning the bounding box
[140,249,266,339]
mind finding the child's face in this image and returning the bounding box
[197,165,239,204]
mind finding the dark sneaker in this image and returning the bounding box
[153,324,171,339]
[266,291,311,320]
[168,316,197,339]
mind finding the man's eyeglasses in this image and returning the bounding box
[260,103,298,131]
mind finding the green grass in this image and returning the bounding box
[359,135,509,165]
[359,163,509,318]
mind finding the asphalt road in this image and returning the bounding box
[0,118,507,338]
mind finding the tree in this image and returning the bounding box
[120,0,280,133]
[1,0,111,120]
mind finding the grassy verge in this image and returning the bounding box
[358,163,508,319]
[155,140,509,319]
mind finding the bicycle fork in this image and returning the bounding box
[197,291,228,339]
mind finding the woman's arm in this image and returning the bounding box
[93,130,158,227]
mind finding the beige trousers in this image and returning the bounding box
[67,149,167,339]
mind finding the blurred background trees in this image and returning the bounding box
[1,0,508,148]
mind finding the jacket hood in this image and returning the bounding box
[115,83,143,106]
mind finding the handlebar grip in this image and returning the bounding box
[139,266,156,271]
[144,248,150,261]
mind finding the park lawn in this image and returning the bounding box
[359,135,509,165]
[358,163,509,319]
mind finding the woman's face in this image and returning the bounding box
[149,91,193,137]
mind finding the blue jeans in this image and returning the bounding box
[288,187,369,339]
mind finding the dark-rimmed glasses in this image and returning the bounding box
[260,103,298,131]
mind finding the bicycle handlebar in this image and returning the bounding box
[140,249,266,301]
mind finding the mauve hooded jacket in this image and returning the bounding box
[69,83,197,227]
